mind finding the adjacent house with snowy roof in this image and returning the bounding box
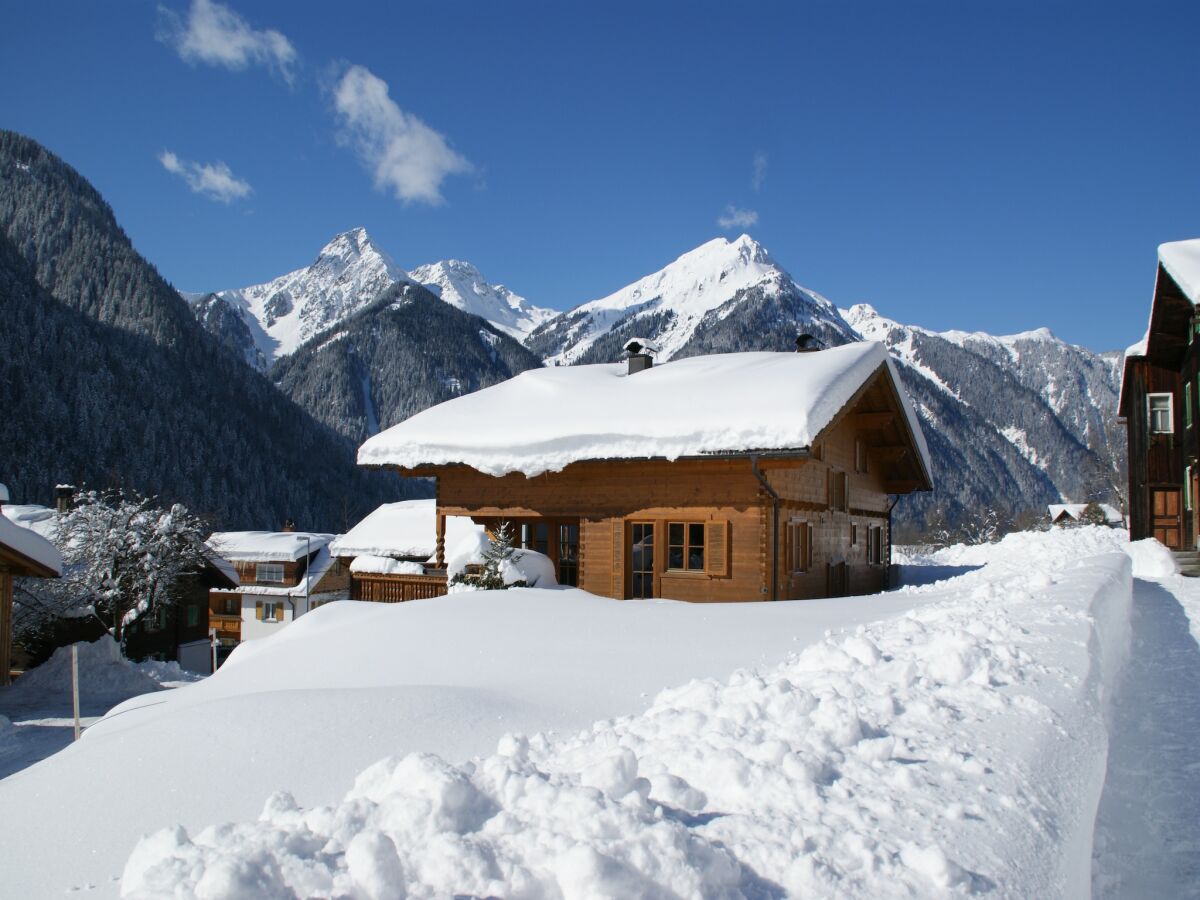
[357,341,933,602]
[0,500,62,685]
[1119,239,1200,548]
[329,500,485,602]
[205,531,348,648]
[1048,503,1124,527]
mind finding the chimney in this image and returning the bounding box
[54,484,75,514]
[624,338,659,374]
[795,333,823,353]
[282,519,296,532]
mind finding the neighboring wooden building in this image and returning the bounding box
[1119,239,1200,548]
[357,342,933,602]
[1047,504,1124,528]
[329,500,485,603]
[124,549,239,665]
[0,506,62,685]
[205,531,349,652]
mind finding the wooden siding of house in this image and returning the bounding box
[1125,357,1186,543]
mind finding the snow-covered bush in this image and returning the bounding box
[447,524,557,591]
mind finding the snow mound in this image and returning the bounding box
[1124,538,1179,578]
[121,535,1132,899]
[4,637,161,708]
[446,533,558,589]
[349,555,425,576]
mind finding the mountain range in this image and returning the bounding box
[1,129,1124,536]
[186,227,1126,536]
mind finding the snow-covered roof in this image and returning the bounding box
[211,543,338,597]
[359,342,931,482]
[0,511,62,576]
[1159,239,1200,306]
[203,547,240,587]
[349,556,426,576]
[206,531,334,562]
[1,504,58,541]
[1048,504,1123,525]
[329,500,483,560]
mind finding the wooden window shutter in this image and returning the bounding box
[807,523,814,571]
[255,601,263,621]
[611,519,624,598]
[706,521,729,577]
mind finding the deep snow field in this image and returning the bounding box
[1,526,1197,898]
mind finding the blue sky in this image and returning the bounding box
[3,0,1197,351]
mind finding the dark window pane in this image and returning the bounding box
[669,523,684,544]
[688,523,704,546]
[688,547,704,570]
[668,547,684,569]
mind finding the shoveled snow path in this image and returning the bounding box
[1092,575,1200,897]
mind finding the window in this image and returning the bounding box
[855,439,868,474]
[520,521,550,555]
[256,563,285,584]
[1148,393,1173,434]
[851,524,857,546]
[787,520,812,573]
[1187,466,1193,512]
[223,596,238,615]
[630,522,655,598]
[1188,384,1194,429]
[186,604,199,627]
[666,522,705,571]
[828,470,848,512]
[867,525,885,565]
[558,523,579,586]
[263,601,278,622]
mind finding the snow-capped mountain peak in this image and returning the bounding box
[409,259,556,340]
[531,234,855,365]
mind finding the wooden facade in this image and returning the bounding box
[0,534,60,686]
[396,363,930,603]
[1121,262,1200,548]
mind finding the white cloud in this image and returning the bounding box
[752,152,767,191]
[332,65,472,206]
[717,205,759,230]
[159,150,253,203]
[159,0,297,82]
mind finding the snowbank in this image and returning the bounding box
[358,343,931,481]
[122,533,1133,898]
[1,637,160,714]
[445,533,558,588]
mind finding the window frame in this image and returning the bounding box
[666,521,706,572]
[1148,393,1174,434]
[256,562,285,584]
[854,439,868,474]
[263,600,279,622]
[828,469,849,512]
[867,524,885,565]
[787,519,813,574]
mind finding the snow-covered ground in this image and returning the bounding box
[3,526,1198,898]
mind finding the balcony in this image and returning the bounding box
[351,572,448,603]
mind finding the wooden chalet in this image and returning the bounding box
[205,531,349,653]
[1119,239,1200,548]
[0,504,62,685]
[357,341,933,602]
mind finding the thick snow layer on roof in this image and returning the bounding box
[329,500,484,559]
[1159,239,1200,306]
[349,556,426,576]
[1,504,58,541]
[211,543,337,597]
[207,531,333,562]
[0,511,61,575]
[359,343,931,481]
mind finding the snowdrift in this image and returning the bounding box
[121,529,1133,898]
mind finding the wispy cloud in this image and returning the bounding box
[159,150,252,203]
[158,0,298,83]
[752,152,767,192]
[717,205,759,230]
[331,65,472,205]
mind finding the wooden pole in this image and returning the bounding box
[435,513,446,569]
[71,644,81,741]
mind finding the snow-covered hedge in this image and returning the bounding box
[121,534,1132,898]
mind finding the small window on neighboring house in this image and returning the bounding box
[828,470,849,511]
[851,524,858,546]
[667,523,705,571]
[787,520,813,573]
[264,601,278,622]
[855,439,868,474]
[256,563,285,584]
[186,605,199,627]
[1148,394,1173,434]
[1187,466,1193,512]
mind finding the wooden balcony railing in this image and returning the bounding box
[351,572,448,603]
[209,613,242,637]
